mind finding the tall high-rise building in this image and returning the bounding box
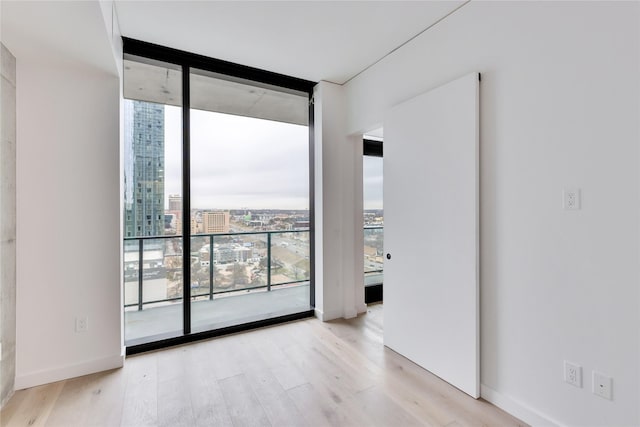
[124,100,165,237]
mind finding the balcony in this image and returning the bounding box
[364,226,384,286]
[123,229,311,346]
[124,226,384,346]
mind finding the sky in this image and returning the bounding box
[363,155,383,210]
[164,105,383,211]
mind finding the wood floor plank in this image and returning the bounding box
[3,382,63,427]
[184,342,234,427]
[0,304,528,427]
[44,375,94,427]
[350,385,427,427]
[286,382,356,427]
[157,378,195,427]
[120,353,158,427]
[207,336,245,381]
[0,389,27,426]
[83,369,126,427]
[244,367,309,427]
[218,374,271,427]
[269,364,307,392]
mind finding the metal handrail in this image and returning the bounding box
[124,228,310,241]
[124,226,382,310]
[124,229,311,310]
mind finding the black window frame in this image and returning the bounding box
[123,37,317,355]
[363,137,383,304]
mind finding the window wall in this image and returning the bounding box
[123,58,184,345]
[122,39,315,350]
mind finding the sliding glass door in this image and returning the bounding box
[188,69,311,333]
[122,40,315,350]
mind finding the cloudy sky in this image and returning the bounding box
[363,155,383,210]
[164,106,383,210]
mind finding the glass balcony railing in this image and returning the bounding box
[123,229,311,312]
[123,226,382,315]
[364,225,384,286]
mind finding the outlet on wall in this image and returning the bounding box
[75,316,89,333]
[564,360,582,388]
[563,188,581,210]
[592,371,612,400]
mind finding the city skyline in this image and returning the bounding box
[125,100,383,239]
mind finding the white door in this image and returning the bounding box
[383,73,480,398]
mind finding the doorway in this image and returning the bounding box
[363,135,384,304]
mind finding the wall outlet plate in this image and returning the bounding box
[593,371,612,400]
[75,317,89,333]
[564,360,582,388]
[563,188,581,210]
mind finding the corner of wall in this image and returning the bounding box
[313,81,366,322]
[0,42,17,409]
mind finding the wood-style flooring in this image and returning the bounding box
[0,304,526,426]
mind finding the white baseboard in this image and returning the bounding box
[481,384,565,427]
[343,307,358,319]
[15,354,124,390]
[314,307,344,321]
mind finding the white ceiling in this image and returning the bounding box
[114,1,465,84]
[1,1,117,74]
[1,1,464,84]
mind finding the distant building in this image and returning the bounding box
[207,243,253,264]
[191,217,200,234]
[123,100,165,237]
[168,194,182,213]
[293,220,309,230]
[202,211,230,234]
[164,213,176,230]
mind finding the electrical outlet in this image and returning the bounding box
[563,188,581,210]
[564,360,582,388]
[592,371,612,400]
[75,317,89,333]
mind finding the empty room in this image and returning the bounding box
[0,1,638,426]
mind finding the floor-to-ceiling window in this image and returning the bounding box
[122,57,184,345]
[122,39,315,351]
[363,137,383,303]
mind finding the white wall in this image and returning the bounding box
[345,1,639,425]
[313,81,365,321]
[14,55,122,389]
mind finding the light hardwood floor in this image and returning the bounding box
[1,304,526,427]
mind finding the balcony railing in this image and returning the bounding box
[123,225,384,311]
[123,229,310,311]
[364,225,384,273]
